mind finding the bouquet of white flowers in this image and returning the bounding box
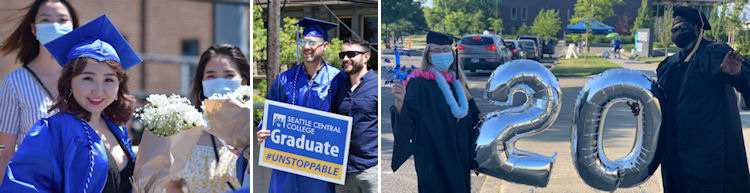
[137,94,207,137]
[132,94,206,192]
[202,85,252,158]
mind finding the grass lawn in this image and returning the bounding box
[552,53,622,76]
[636,56,666,64]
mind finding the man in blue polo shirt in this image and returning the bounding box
[333,37,378,193]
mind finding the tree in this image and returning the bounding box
[570,0,624,56]
[253,5,267,68]
[383,0,427,47]
[654,4,674,56]
[490,17,504,34]
[531,9,561,40]
[516,24,531,36]
[570,0,625,25]
[630,0,652,35]
[424,0,500,37]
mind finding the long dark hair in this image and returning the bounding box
[0,0,80,65]
[49,57,135,125]
[188,44,251,109]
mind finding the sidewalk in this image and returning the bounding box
[607,57,658,77]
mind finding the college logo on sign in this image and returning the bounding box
[259,100,353,185]
[272,113,286,128]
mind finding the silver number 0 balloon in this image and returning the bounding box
[474,60,561,187]
[571,69,662,191]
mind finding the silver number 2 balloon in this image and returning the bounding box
[474,59,561,187]
[571,69,662,191]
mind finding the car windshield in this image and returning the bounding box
[460,36,494,45]
[519,41,535,47]
[519,37,537,44]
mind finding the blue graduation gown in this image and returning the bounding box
[0,112,135,193]
[265,61,345,193]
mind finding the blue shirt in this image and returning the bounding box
[0,113,134,193]
[265,61,345,193]
[614,39,622,48]
[335,70,378,173]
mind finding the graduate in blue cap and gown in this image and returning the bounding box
[256,17,346,193]
[0,14,139,193]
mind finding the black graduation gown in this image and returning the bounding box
[655,39,750,192]
[389,77,481,193]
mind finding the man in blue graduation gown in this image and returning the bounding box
[260,17,346,193]
[653,6,750,192]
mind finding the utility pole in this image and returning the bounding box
[267,0,280,90]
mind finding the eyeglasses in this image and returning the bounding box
[671,24,696,33]
[338,51,367,59]
[297,39,325,47]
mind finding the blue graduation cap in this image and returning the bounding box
[295,17,338,41]
[44,14,142,70]
[294,17,338,63]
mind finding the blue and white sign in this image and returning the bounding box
[259,99,353,184]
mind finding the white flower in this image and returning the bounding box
[135,94,206,137]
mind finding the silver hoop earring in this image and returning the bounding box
[68,89,72,97]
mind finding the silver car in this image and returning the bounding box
[457,34,512,72]
[517,39,539,61]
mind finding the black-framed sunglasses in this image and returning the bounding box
[338,51,367,59]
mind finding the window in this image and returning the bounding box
[363,16,378,44]
[338,17,352,40]
[522,7,527,21]
[181,39,199,94]
[511,7,517,20]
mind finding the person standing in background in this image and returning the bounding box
[0,0,79,181]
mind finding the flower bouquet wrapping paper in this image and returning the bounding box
[131,94,206,192]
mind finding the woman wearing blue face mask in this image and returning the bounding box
[165,44,249,193]
[390,31,481,193]
[0,0,78,181]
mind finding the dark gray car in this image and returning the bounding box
[457,34,512,72]
[504,40,527,60]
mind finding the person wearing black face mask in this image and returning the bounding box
[648,6,750,192]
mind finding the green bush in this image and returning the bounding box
[253,79,267,122]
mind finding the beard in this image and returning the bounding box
[303,50,322,63]
[343,59,365,75]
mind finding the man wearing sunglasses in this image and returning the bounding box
[646,6,750,192]
[333,37,378,193]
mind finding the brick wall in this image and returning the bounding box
[0,0,216,96]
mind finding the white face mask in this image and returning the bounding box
[431,52,454,71]
[35,22,73,45]
[202,78,242,98]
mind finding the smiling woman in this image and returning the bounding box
[0,15,140,193]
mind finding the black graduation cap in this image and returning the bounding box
[44,14,142,70]
[673,6,711,30]
[426,31,454,45]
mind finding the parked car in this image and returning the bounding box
[504,40,527,60]
[457,34,512,72]
[518,35,543,59]
[542,40,555,57]
[518,39,539,61]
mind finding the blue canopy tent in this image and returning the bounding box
[564,19,615,34]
